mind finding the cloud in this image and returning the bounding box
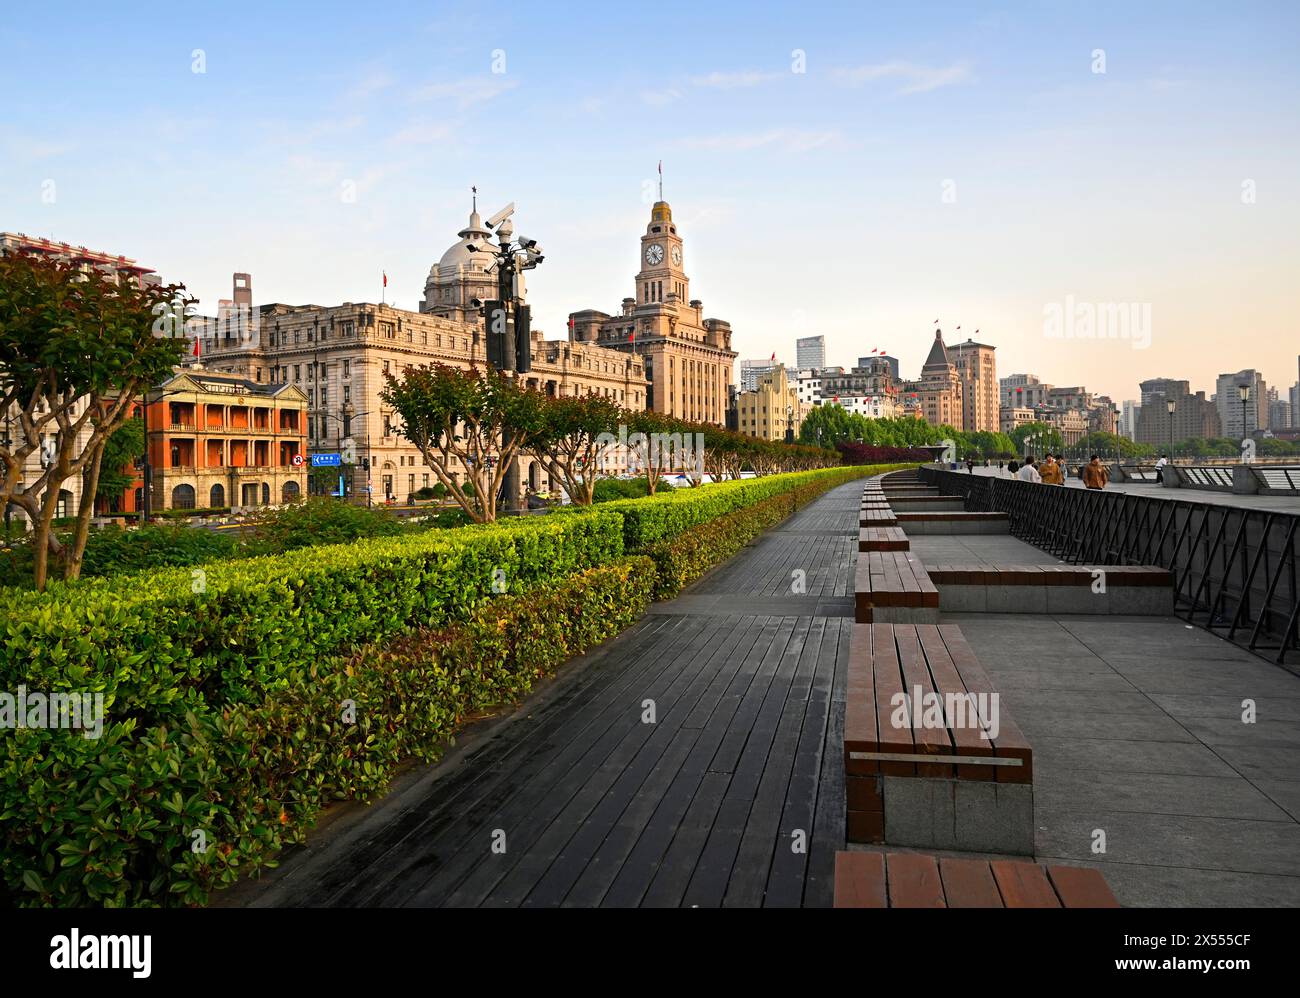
[387,121,454,146]
[410,76,519,110]
[677,129,840,153]
[641,87,683,106]
[689,70,783,89]
[346,70,395,102]
[836,60,972,95]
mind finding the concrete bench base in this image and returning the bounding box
[889,498,965,512]
[894,512,1010,535]
[927,565,1173,615]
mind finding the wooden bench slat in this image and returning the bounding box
[892,625,953,777]
[937,624,1034,784]
[834,852,887,907]
[991,860,1061,908]
[1048,865,1122,908]
[886,853,946,908]
[870,624,915,776]
[915,624,996,780]
[938,857,1004,908]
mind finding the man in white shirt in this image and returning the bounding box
[1017,456,1042,483]
[1155,454,1168,470]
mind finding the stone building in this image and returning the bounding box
[569,199,736,425]
[736,365,802,442]
[949,338,998,433]
[903,329,964,429]
[200,203,648,502]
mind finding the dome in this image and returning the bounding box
[428,209,495,282]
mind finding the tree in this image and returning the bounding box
[94,414,144,507]
[0,251,188,588]
[380,363,544,524]
[524,393,622,505]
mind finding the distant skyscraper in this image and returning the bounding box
[796,335,825,371]
[1215,370,1267,438]
[740,358,778,392]
[1121,400,1139,441]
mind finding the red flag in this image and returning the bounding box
[193,337,201,358]
[628,330,634,343]
[770,351,776,362]
[383,271,388,288]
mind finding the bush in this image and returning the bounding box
[587,465,909,551]
[644,466,910,598]
[592,477,650,503]
[0,511,624,730]
[411,486,438,500]
[244,497,409,554]
[1,557,655,907]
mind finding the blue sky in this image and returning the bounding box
[3,1,1298,404]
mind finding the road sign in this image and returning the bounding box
[311,452,341,468]
[291,453,305,467]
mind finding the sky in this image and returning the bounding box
[3,1,1298,405]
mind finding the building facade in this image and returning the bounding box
[1215,370,1268,438]
[145,371,308,511]
[569,199,736,425]
[949,338,998,433]
[736,365,802,442]
[904,329,963,429]
[796,335,825,371]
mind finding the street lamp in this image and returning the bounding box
[1166,397,1176,458]
[318,408,370,500]
[785,403,794,444]
[1238,383,1251,450]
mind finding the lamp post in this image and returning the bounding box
[1238,383,1251,453]
[1164,397,1176,459]
[785,403,794,444]
[319,408,370,499]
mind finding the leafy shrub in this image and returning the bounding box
[1,557,655,907]
[0,511,624,730]
[244,497,409,554]
[411,486,438,500]
[592,477,650,503]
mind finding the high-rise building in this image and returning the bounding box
[1290,381,1300,429]
[796,335,825,371]
[1214,370,1268,438]
[1136,390,1219,446]
[1000,374,1053,409]
[904,329,963,429]
[1139,378,1190,409]
[570,198,736,424]
[738,359,778,393]
[1121,400,1139,441]
[950,338,998,433]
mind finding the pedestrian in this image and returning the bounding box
[1039,453,1064,485]
[1007,460,1019,477]
[1083,454,1109,490]
[1017,456,1042,483]
[965,457,975,473]
[1155,454,1169,471]
[1057,455,1069,481]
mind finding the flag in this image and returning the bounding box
[934,319,939,324]
[770,351,776,362]
[193,337,200,358]
[871,347,877,353]
[628,330,635,343]
[383,271,388,288]
[658,161,662,175]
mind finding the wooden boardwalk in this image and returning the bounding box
[243,480,865,908]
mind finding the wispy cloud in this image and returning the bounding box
[387,121,454,146]
[836,60,972,95]
[641,87,683,106]
[346,70,396,102]
[690,70,784,89]
[410,76,519,110]
[677,129,841,153]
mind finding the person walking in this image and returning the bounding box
[1017,456,1042,483]
[1155,454,1169,471]
[1039,453,1064,485]
[1083,454,1109,490]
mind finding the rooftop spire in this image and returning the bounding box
[471,185,477,212]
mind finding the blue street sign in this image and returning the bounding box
[311,452,342,467]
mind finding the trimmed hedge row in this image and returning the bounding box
[0,512,623,728]
[591,467,890,551]
[2,557,656,907]
[1,464,909,907]
[646,472,870,599]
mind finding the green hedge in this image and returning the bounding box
[585,466,891,551]
[2,557,656,907]
[0,511,623,729]
[647,475,844,598]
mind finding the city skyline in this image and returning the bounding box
[3,1,1297,403]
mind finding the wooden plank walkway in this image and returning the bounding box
[237,480,868,908]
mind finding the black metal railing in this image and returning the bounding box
[921,467,1300,671]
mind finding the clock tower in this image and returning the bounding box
[636,201,688,306]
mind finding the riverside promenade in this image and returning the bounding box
[220,477,1300,908]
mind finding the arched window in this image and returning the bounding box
[261,482,271,506]
[282,480,301,503]
[172,484,196,510]
[210,484,225,508]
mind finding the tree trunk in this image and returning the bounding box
[64,443,105,580]
[31,486,61,592]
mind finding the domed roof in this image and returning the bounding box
[428,209,495,282]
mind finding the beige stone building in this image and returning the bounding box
[949,337,998,433]
[903,330,964,429]
[199,205,648,502]
[569,199,736,425]
[736,365,802,442]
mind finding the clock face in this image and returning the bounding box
[645,243,664,265]
[671,244,682,267]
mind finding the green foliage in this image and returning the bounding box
[592,477,651,503]
[95,416,144,503]
[1,557,655,907]
[645,464,912,598]
[243,497,408,554]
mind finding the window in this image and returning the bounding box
[343,359,351,378]
[383,360,390,375]
[293,365,300,382]
[343,385,351,403]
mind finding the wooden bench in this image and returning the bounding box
[893,511,1009,534]
[854,554,938,622]
[859,526,910,552]
[859,508,899,528]
[925,565,1173,615]
[833,852,1120,908]
[843,623,1034,853]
